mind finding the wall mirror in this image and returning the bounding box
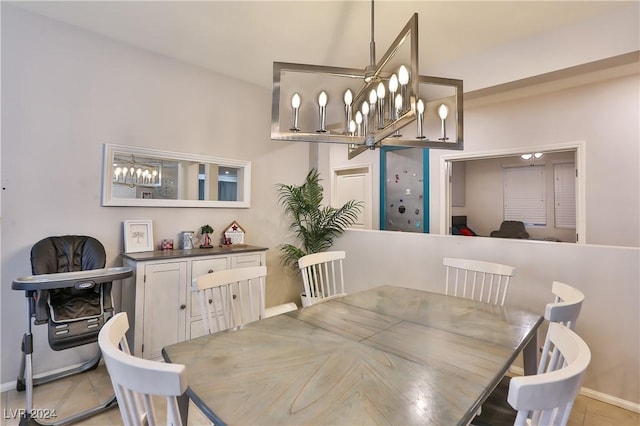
[102,144,251,208]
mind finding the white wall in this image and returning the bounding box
[1,6,309,384]
[333,229,640,406]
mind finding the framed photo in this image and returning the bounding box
[123,220,154,253]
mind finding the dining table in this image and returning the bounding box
[162,285,543,426]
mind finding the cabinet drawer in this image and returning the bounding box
[192,257,229,278]
[231,254,262,268]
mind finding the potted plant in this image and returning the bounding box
[276,169,363,305]
[199,224,214,248]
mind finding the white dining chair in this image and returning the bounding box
[473,281,586,426]
[192,265,268,335]
[298,251,346,307]
[98,312,187,426]
[508,323,591,426]
[443,257,517,306]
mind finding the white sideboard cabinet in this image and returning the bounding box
[121,245,267,359]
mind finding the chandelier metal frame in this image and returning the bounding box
[270,11,463,159]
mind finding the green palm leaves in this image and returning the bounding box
[276,169,363,270]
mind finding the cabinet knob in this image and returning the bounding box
[208,269,214,273]
[208,299,213,304]
[180,304,186,310]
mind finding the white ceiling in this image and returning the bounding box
[10,1,633,89]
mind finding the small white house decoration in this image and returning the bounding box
[223,221,245,245]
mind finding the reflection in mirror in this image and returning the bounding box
[102,144,250,208]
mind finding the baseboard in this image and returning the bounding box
[509,366,640,414]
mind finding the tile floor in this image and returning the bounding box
[1,363,638,425]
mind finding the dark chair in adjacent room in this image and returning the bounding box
[12,235,132,424]
[490,220,530,239]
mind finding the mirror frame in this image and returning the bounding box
[101,144,251,208]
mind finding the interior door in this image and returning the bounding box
[332,165,372,230]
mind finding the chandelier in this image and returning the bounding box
[112,154,162,187]
[270,2,463,159]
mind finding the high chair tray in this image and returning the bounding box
[12,266,133,291]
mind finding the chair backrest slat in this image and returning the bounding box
[192,266,267,334]
[443,257,516,306]
[298,251,347,307]
[98,312,187,426]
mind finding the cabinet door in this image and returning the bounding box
[142,261,187,360]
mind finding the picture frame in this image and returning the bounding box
[123,220,154,253]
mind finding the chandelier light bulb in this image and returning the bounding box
[398,65,409,85]
[389,74,398,93]
[416,99,425,139]
[521,154,533,160]
[317,91,328,133]
[395,94,403,111]
[344,89,353,134]
[369,89,377,105]
[349,120,356,136]
[438,104,449,120]
[290,92,301,132]
[361,101,370,135]
[376,82,386,129]
[534,152,544,159]
[344,89,353,106]
[114,167,122,180]
[438,104,449,141]
[355,111,363,136]
[362,101,369,115]
[388,74,399,119]
[318,91,328,107]
[291,93,301,108]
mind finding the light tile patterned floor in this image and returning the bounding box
[2,363,638,425]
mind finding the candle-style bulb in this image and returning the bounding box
[344,89,353,106]
[389,74,398,92]
[291,93,301,108]
[398,65,409,85]
[369,89,377,105]
[344,89,353,134]
[290,92,301,132]
[438,104,449,120]
[355,111,363,136]
[318,91,328,107]
[416,99,425,139]
[317,91,328,132]
[438,103,449,140]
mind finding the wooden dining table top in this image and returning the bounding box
[162,285,543,426]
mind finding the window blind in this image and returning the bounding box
[554,162,576,229]
[503,166,546,226]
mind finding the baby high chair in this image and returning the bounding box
[12,235,132,425]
